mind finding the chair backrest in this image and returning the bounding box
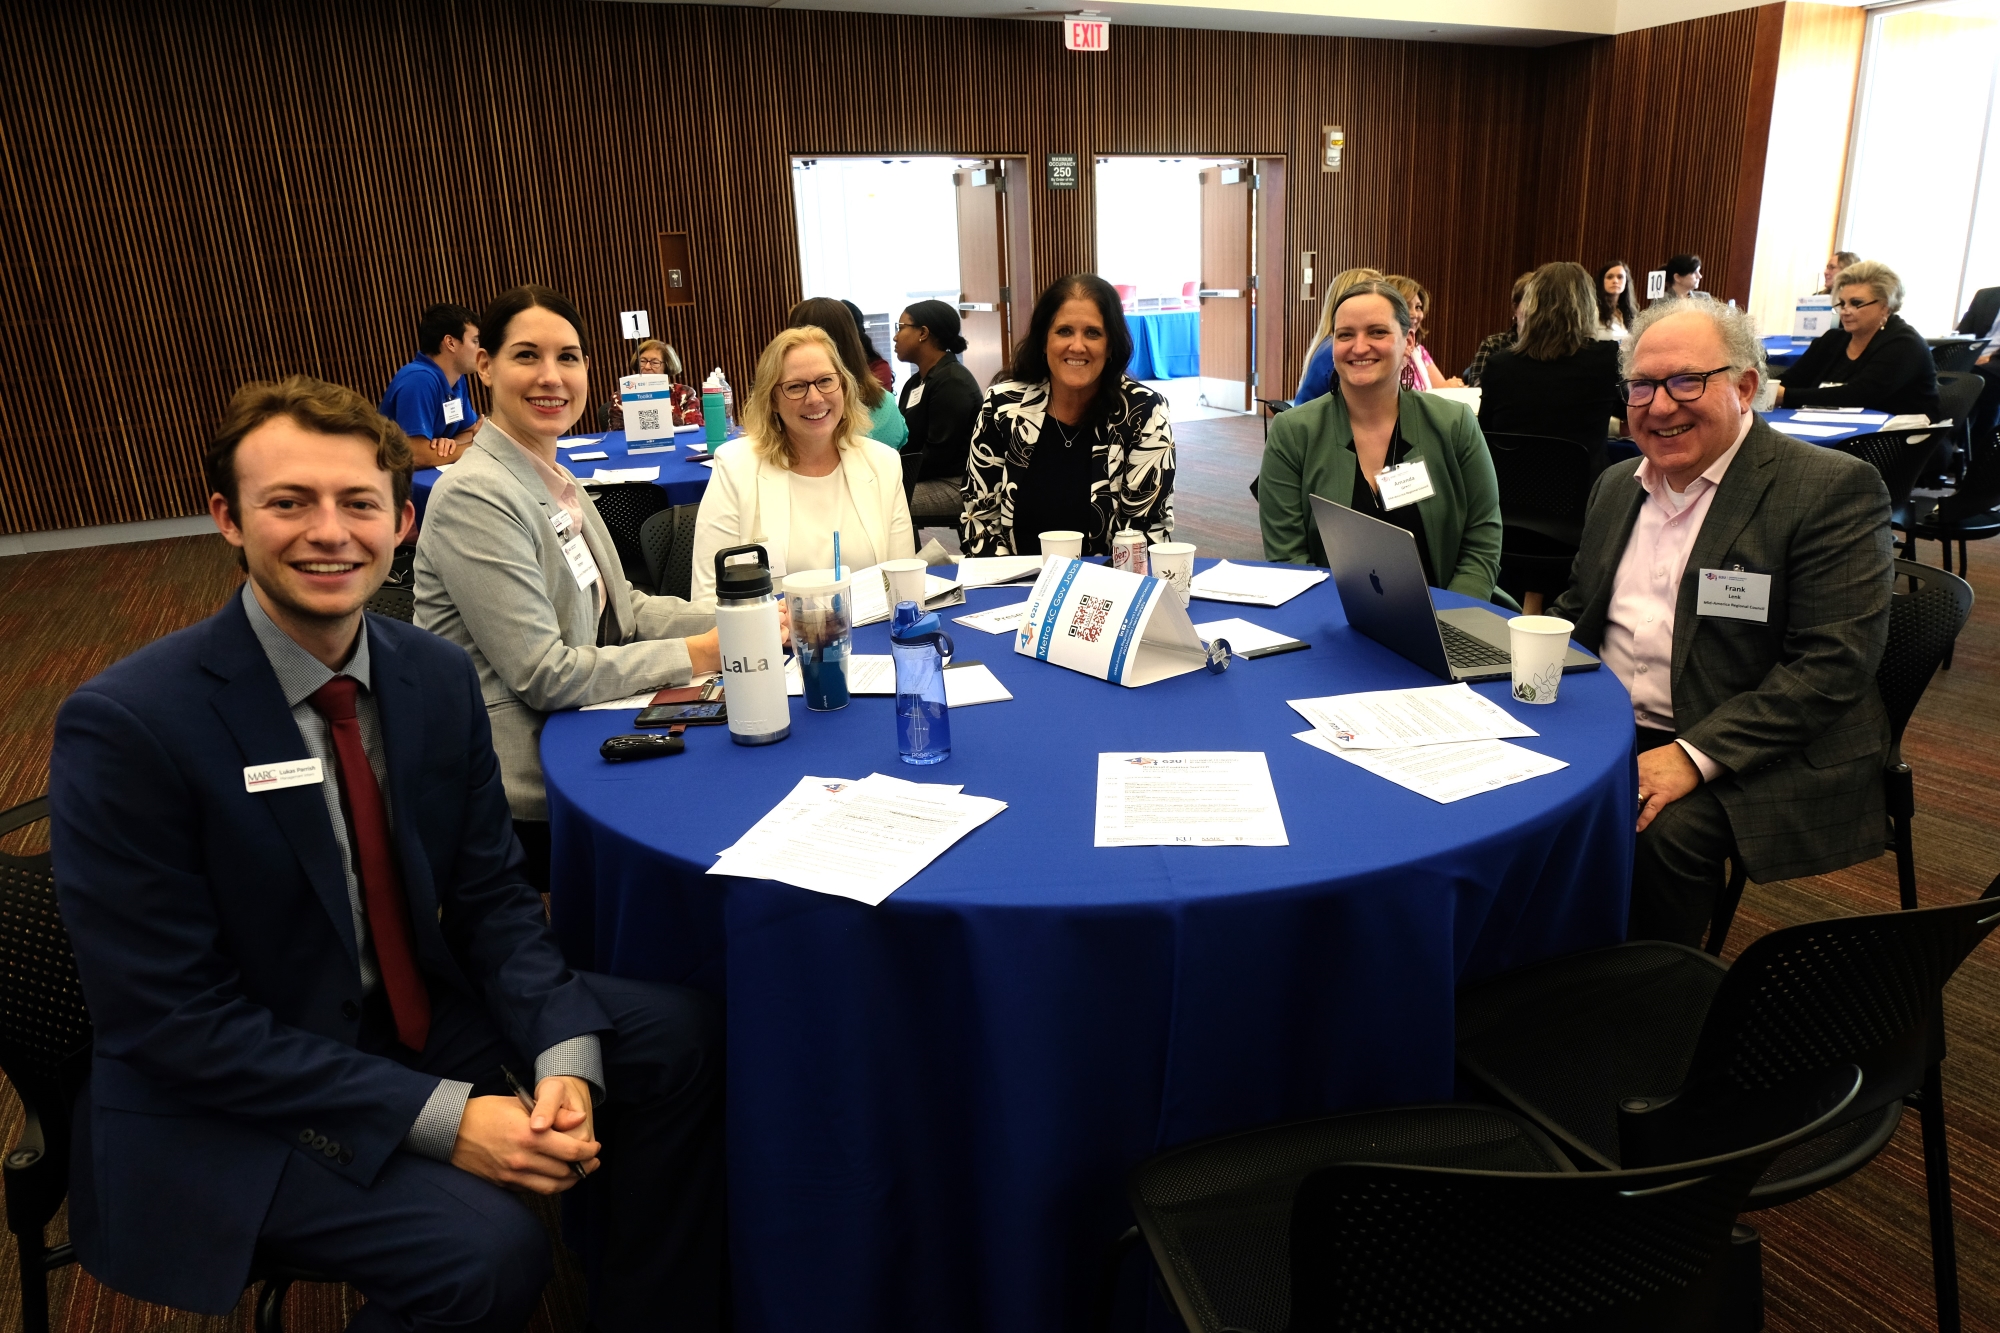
[0,800,93,1115]
[1622,884,2000,1170]
[1483,432,1597,544]
[639,504,703,602]
[1833,427,1943,510]
[1933,341,1983,375]
[1285,1066,1861,1332]
[1877,559,1973,748]
[364,585,415,624]
[588,482,675,581]
[1936,370,1983,426]
[899,448,923,508]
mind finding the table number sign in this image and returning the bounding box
[1015,558,1210,686]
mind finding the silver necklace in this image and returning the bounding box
[1048,416,1083,450]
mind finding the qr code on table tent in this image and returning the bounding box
[1066,593,1113,644]
[636,409,662,431]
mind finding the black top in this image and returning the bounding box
[1014,415,1106,555]
[1477,341,1623,467]
[1347,424,1439,588]
[1780,313,1940,418]
[901,354,985,482]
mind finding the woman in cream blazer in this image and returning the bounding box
[691,326,915,602]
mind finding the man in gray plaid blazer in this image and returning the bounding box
[1552,300,1893,944]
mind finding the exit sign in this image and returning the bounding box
[1064,16,1109,50]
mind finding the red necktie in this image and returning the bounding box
[309,677,431,1051]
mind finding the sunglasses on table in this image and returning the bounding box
[779,374,844,400]
[1617,365,1737,406]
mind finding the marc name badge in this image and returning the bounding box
[1695,568,1772,622]
[244,758,324,793]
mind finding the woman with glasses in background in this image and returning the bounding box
[690,325,914,602]
[1776,259,1939,418]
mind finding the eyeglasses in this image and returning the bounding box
[1834,298,1880,313]
[894,322,918,333]
[1618,365,1736,407]
[780,374,843,400]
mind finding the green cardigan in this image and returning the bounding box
[1260,390,1505,603]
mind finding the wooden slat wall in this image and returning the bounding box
[0,0,1778,537]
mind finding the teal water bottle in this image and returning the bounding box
[702,369,726,448]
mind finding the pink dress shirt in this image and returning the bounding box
[1600,413,1754,779]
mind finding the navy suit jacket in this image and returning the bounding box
[49,594,610,1314]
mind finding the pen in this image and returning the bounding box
[501,1065,589,1179]
[1244,640,1312,660]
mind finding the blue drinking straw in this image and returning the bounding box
[832,530,843,616]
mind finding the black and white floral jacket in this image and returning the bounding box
[958,376,1177,556]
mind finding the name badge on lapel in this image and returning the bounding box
[562,533,601,592]
[244,758,324,793]
[905,382,925,408]
[1696,568,1772,622]
[550,509,573,538]
[1376,460,1435,511]
[441,397,465,427]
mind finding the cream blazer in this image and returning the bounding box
[690,435,915,602]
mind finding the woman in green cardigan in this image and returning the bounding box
[1259,280,1505,604]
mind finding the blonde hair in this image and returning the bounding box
[1515,262,1601,361]
[1384,275,1433,331]
[742,326,871,468]
[1835,259,1904,314]
[1306,267,1386,360]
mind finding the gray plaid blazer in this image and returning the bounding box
[414,426,714,820]
[1552,416,1894,883]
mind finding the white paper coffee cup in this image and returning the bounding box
[1039,530,1084,566]
[880,557,928,609]
[1508,615,1574,704]
[1148,541,1197,608]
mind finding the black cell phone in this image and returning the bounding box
[636,699,727,728]
[600,733,685,762]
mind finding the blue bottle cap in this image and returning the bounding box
[891,602,943,643]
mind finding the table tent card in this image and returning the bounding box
[618,373,680,443]
[1014,558,1209,687]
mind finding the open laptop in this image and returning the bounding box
[1309,493,1600,683]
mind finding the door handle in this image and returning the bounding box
[957,302,997,313]
[1197,289,1241,299]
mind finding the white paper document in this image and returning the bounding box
[1094,752,1289,847]
[1193,617,1302,656]
[566,450,611,462]
[1296,731,1568,803]
[847,565,965,627]
[590,466,663,483]
[557,436,602,448]
[1289,682,1537,750]
[943,663,1013,707]
[955,602,1031,635]
[1188,560,1329,607]
[1769,422,1853,439]
[581,691,658,712]
[1791,410,1887,425]
[710,772,1006,905]
[955,555,1046,587]
[627,444,677,455]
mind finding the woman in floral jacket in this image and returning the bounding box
[959,275,1177,557]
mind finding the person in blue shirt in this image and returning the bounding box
[380,303,482,468]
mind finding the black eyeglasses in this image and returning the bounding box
[894,322,919,333]
[1834,297,1880,313]
[780,374,842,401]
[1618,365,1736,407]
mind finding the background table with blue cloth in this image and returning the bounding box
[541,561,1637,1333]
[409,427,729,523]
[1764,333,1809,370]
[1125,309,1201,380]
[1609,406,1879,463]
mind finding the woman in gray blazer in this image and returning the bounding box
[415,285,717,875]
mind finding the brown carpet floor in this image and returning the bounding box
[2,432,1997,1329]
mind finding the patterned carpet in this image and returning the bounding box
[1,449,1997,1328]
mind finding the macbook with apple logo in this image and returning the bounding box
[1308,493,1599,682]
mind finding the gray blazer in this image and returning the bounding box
[414,424,715,820]
[1552,417,1894,883]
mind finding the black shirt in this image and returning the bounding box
[1780,314,1940,418]
[1014,415,1105,555]
[1348,423,1439,587]
[1477,341,1623,468]
[901,354,985,482]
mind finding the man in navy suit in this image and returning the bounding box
[50,377,722,1331]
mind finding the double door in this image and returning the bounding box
[953,159,1035,389]
[1197,158,1286,411]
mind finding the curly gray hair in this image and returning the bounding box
[1619,298,1767,385]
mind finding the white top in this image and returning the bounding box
[787,468,878,576]
[1600,317,1627,342]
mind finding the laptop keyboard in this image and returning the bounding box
[1439,620,1513,670]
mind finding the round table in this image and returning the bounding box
[410,427,727,523]
[542,562,1636,1333]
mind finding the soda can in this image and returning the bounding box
[1111,529,1148,574]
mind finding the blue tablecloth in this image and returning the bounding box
[411,428,727,523]
[1126,309,1201,380]
[1764,333,1809,370]
[1609,407,1877,463]
[541,561,1635,1333]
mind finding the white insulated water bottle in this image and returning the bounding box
[713,544,790,745]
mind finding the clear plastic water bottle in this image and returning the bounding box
[890,601,953,766]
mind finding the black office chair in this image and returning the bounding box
[1254,397,1293,442]
[587,483,674,585]
[1483,432,1597,604]
[0,796,330,1333]
[1122,1068,1860,1333]
[1933,371,1985,483]
[1834,426,1946,536]
[1931,338,1982,376]
[363,585,415,624]
[1704,558,1972,958]
[1458,880,2000,1333]
[638,504,702,602]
